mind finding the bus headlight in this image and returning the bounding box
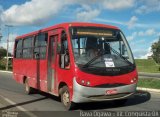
[76,77,91,86]
[81,80,85,84]
[86,81,90,86]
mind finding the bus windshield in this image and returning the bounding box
[70,27,134,69]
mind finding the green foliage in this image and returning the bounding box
[135,59,160,73]
[151,38,160,63]
[0,58,12,70]
[0,47,12,70]
[0,58,6,70]
[0,47,7,59]
[0,64,5,70]
[0,47,12,59]
[138,78,160,89]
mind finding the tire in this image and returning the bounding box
[114,99,128,106]
[24,79,34,94]
[60,86,75,110]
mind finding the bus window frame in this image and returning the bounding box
[14,39,23,59]
[33,32,48,60]
[59,29,71,70]
[22,36,34,59]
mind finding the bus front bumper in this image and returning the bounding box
[72,78,137,103]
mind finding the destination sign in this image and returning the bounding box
[76,28,114,37]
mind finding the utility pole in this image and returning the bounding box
[0,28,2,42]
[5,25,13,71]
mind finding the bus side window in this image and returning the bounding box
[15,39,23,58]
[60,31,70,69]
[34,36,40,59]
[34,33,48,59]
[22,37,33,59]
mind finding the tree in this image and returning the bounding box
[0,47,11,59]
[151,37,160,63]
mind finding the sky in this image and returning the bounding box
[0,0,160,59]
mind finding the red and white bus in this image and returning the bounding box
[13,22,138,110]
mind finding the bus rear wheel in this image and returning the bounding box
[25,79,34,94]
[60,86,75,110]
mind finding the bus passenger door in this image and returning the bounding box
[47,34,58,92]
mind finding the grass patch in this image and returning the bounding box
[138,78,160,89]
[135,59,160,73]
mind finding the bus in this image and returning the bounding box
[13,22,138,110]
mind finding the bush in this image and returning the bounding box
[0,58,12,70]
[0,63,5,70]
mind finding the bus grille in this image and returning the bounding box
[94,83,126,88]
[88,93,131,100]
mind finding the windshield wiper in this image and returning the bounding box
[82,51,108,68]
[105,43,132,66]
[82,43,132,68]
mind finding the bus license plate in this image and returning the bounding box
[106,89,117,95]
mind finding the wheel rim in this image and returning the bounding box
[62,91,70,106]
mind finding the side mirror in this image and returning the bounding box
[64,54,70,67]
[57,43,61,54]
[122,44,126,55]
[60,54,70,69]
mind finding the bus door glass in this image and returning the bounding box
[34,33,48,90]
[47,32,58,92]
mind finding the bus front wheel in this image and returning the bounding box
[25,79,34,94]
[60,86,75,110]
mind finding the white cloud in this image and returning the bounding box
[103,0,135,10]
[127,16,138,29]
[0,0,138,26]
[94,18,125,26]
[132,49,147,59]
[70,0,135,11]
[135,0,160,14]
[1,0,102,26]
[0,0,159,28]
[95,16,160,29]
[95,16,139,29]
[126,29,157,41]
[0,42,14,54]
[135,5,148,14]
[140,47,153,59]
[138,29,156,36]
[0,6,3,25]
[157,32,160,36]
[1,0,67,26]
[0,33,18,53]
[127,32,137,41]
[151,38,159,45]
[76,7,100,21]
[9,33,18,42]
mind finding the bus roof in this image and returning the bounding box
[16,22,119,39]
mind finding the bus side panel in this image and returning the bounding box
[57,67,74,97]
[55,52,75,98]
[13,59,25,84]
[39,60,48,92]
[13,59,38,89]
[30,60,38,89]
[26,59,48,92]
[24,59,37,89]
